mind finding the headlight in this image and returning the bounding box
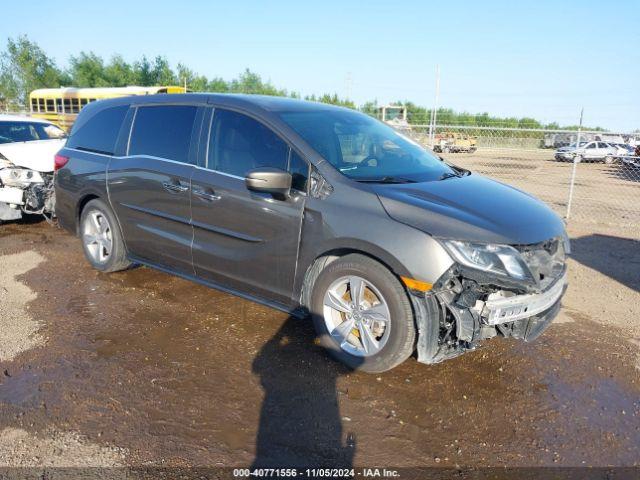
[442,240,533,280]
[0,167,44,187]
[561,230,571,255]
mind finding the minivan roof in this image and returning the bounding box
[85,93,352,115]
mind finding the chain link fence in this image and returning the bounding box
[398,124,640,237]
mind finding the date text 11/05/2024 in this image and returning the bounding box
[233,468,400,477]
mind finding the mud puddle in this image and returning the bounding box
[0,220,639,468]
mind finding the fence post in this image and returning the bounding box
[428,65,440,147]
[565,108,583,221]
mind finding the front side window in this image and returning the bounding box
[208,109,289,177]
[279,109,454,183]
[67,105,128,155]
[129,105,198,163]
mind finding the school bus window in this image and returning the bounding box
[31,98,38,112]
[72,99,80,113]
[46,99,55,112]
[38,98,45,111]
[63,99,72,112]
[80,99,88,106]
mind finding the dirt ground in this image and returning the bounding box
[0,214,639,474]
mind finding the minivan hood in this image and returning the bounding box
[0,139,66,172]
[373,174,565,245]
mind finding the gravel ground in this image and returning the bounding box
[0,212,638,474]
[0,251,44,362]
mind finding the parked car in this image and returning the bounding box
[554,140,616,163]
[433,132,478,153]
[55,94,569,373]
[621,145,640,169]
[0,114,67,222]
[607,143,635,156]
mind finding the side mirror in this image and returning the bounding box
[245,167,292,197]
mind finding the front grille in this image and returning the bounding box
[517,237,566,290]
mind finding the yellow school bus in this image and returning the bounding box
[29,86,188,131]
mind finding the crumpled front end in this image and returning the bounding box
[411,236,568,364]
[0,156,55,221]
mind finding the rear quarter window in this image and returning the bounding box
[67,105,129,155]
[128,105,198,163]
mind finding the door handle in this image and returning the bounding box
[193,187,222,202]
[163,181,188,193]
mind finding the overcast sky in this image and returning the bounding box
[4,0,639,130]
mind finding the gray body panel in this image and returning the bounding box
[55,93,564,313]
[374,174,566,245]
[107,156,194,274]
[190,167,305,304]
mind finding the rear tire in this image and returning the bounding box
[79,199,131,272]
[309,254,416,373]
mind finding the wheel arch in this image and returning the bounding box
[297,240,412,310]
[75,193,102,235]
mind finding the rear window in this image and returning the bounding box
[128,105,198,163]
[67,105,129,155]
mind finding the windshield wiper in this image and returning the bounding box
[438,172,461,180]
[355,176,417,184]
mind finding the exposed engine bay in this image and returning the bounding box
[0,162,56,222]
[412,236,568,364]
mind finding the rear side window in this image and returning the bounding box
[129,105,198,163]
[67,105,128,155]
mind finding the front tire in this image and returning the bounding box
[604,155,614,164]
[310,254,416,373]
[80,199,131,272]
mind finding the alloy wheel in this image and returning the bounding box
[82,210,113,264]
[322,275,391,357]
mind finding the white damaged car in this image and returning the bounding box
[0,115,67,222]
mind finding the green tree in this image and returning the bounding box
[305,93,355,108]
[68,52,109,87]
[0,35,64,108]
[104,55,135,86]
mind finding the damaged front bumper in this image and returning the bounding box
[410,266,568,365]
[0,169,55,221]
[481,271,567,325]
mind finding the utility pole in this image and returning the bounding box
[428,65,440,146]
[565,107,583,220]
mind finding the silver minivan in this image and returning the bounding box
[55,94,569,372]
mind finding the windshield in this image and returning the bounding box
[0,121,67,144]
[279,109,455,182]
